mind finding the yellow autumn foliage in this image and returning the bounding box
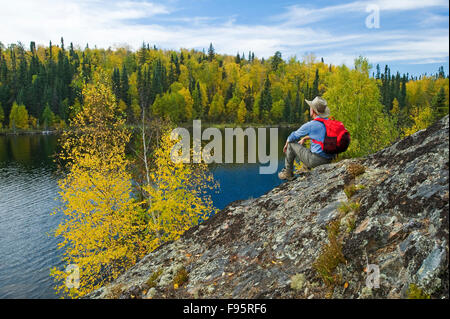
[51,72,219,298]
[403,104,434,136]
[51,73,148,298]
[144,130,218,246]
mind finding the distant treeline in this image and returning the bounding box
[0,38,448,130]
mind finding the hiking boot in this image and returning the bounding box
[278,168,294,180]
[297,164,311,173]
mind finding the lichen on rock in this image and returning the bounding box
[89,116,449,299]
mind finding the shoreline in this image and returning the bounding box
[0,121,301,136]
[0,129,60,136]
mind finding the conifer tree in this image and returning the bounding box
[208,43,215,62]
[0,103,4,128]
[431,86,448,120]
[235,52,241,64]
[260,76,272,119]
[312,68,320,97]
[121,65,130,106]
[271,51,282,71]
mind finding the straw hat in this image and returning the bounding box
[305,96,330,118]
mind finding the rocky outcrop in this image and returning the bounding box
[89,116,449,299]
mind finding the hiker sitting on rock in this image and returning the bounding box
[278,96,335,180]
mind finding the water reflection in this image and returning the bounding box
[0,126,295,298]
[0,134,59,169]
[0,134,63,298]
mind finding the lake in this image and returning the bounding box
[0,127,292,298]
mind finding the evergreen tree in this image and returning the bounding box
[150,58,166,105]
[243,85,254,114]
[138,42,147,66]
[0,103,4,128]
[235,52,241,64]
[121,65,130,107]
[271,51,282,71]
[284,91,292,122]
[438,66,445,78]
[312,68,320,97]
[431,86,448,120]
[399,75,407,109]
[112,67,121,101]
[192,82,203,119]
[208,43,215,62]
[225,83,234,106]
[259,76,272,119]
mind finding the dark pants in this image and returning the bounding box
[285,143,332,172]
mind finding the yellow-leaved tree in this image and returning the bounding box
[9,102,30,130]
[403,104,434,136]
[237,99,247,124]
[143,129,218,249]
[52,72,219,298]
[324,57,397,158]
[51,73,148,298]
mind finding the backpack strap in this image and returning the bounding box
[311,138,324,149]
[311,118,327,149]
[313,117,326,124]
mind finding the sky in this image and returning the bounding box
[0,0,448,76]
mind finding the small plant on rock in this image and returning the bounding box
[173,266,189,288]
[146,268,163,289]
[347,163,365,178]
[290,273,306,291]
[407,284,431,299]
[313,220,346,291]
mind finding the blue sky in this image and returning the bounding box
[1,0,448,76]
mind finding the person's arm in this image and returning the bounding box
[286,122,311,143]
[284,122,311,153]
[299,136,310,145]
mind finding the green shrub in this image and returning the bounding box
[347,163,365,178]
[407,284,430,299]
[313,220,345,290]
[173,266,189,288]
[290,273,306,291]
[146,268,163,288]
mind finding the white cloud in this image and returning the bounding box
[0,0,448,68]
[275,0,449,26]
[0,0,171,45]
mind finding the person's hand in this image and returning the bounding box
[283,141,288,153]
[299,136,310,145]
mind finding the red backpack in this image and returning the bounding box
[311,118,350,154]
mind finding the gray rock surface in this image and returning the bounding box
[89,116,449,299]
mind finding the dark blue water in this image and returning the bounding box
[0,135,64,298]
[0,128,290,298]
[209,163,284,210]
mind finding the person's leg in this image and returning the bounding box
[284,142,312,172]
[308,152,333,168]
[285,142,332,170]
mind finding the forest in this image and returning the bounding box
[0,38,448,135]
[0,38,448,298]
